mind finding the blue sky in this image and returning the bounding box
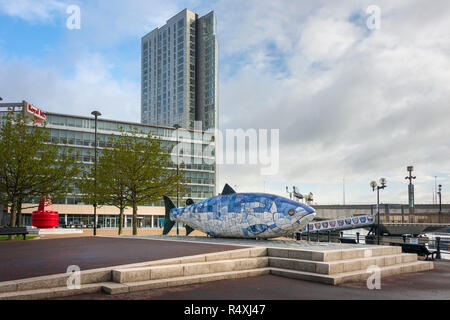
[1,0,449,205]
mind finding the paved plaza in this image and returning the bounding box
[1,235,449,300]
[59,260,450,300]
[115,234,380,250]
[0,236,245,282]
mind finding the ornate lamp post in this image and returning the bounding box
[173,124,181,235]
[91,110,101,236]
[286,186,304,202]
[371,178,387,245]
[405,166,416,223]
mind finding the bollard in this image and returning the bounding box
[356,232,360,244]
[296,232,300,241]
[317,231,320,242]
[436,237,441,259]
[327,230,331,243]
[402,235,406,243]
[307,231,310,242]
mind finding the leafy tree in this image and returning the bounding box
[78,136,130,235]
[0,112,79,235]
[79,127,186,235]
[122,128,187,235]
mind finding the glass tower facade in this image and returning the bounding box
[141,9,218,131]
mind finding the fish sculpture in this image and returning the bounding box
[162,184,316,238]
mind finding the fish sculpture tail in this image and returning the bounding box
[162,196,176,235]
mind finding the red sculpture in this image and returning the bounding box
[31,196,59,229]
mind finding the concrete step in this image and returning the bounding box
[112,256,269,283]
[103,268,272,295]
[0,282,106,300]
[269,253,418,275]
[267,245,402,262]
[270,260,434,285]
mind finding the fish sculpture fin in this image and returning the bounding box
[162,196,176,235]
[221,183,236,195]
[186,198,194,206]
[185,225,195,236]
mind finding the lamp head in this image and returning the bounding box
[173,124,181,129]
[380,177,387,186]
[370,181,377,189]
[91,111,101,117]
[407,166,414,172]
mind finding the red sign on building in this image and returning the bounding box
[26,103,46,120]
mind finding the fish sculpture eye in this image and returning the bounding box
[288,209,295,216]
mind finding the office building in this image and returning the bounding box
[141,9,218,131]
[0,101,216,228]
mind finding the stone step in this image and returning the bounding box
[0,268,112,294]
[267,246,402,262]
[0,247,267,294]
[0,267,269,299]
[0,282,106,300]
[112,256,269,283]
[269,253,418,275]
[270,260,434,285]
[104,268,272,295]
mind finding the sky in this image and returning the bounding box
[0,0,449,205]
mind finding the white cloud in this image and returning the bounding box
[1,0,450,204]
[0,53,140,122]
[215,0,450,204]
[299,17,363,62]
[0,0,66,23]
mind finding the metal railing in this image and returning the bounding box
[292,231,449,259]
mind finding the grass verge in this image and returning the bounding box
[0,235,37,241]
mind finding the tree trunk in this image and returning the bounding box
[118,208,124,235]
[16,200,22,227]
[8,199,17,240]
[132,202,138,235]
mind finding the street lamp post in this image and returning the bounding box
[91,111,101,236]
[286,186,292,200]
[371,178,387,245]
[438,184,442,224]
[405,166,416,223]
[173,124,181,235]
